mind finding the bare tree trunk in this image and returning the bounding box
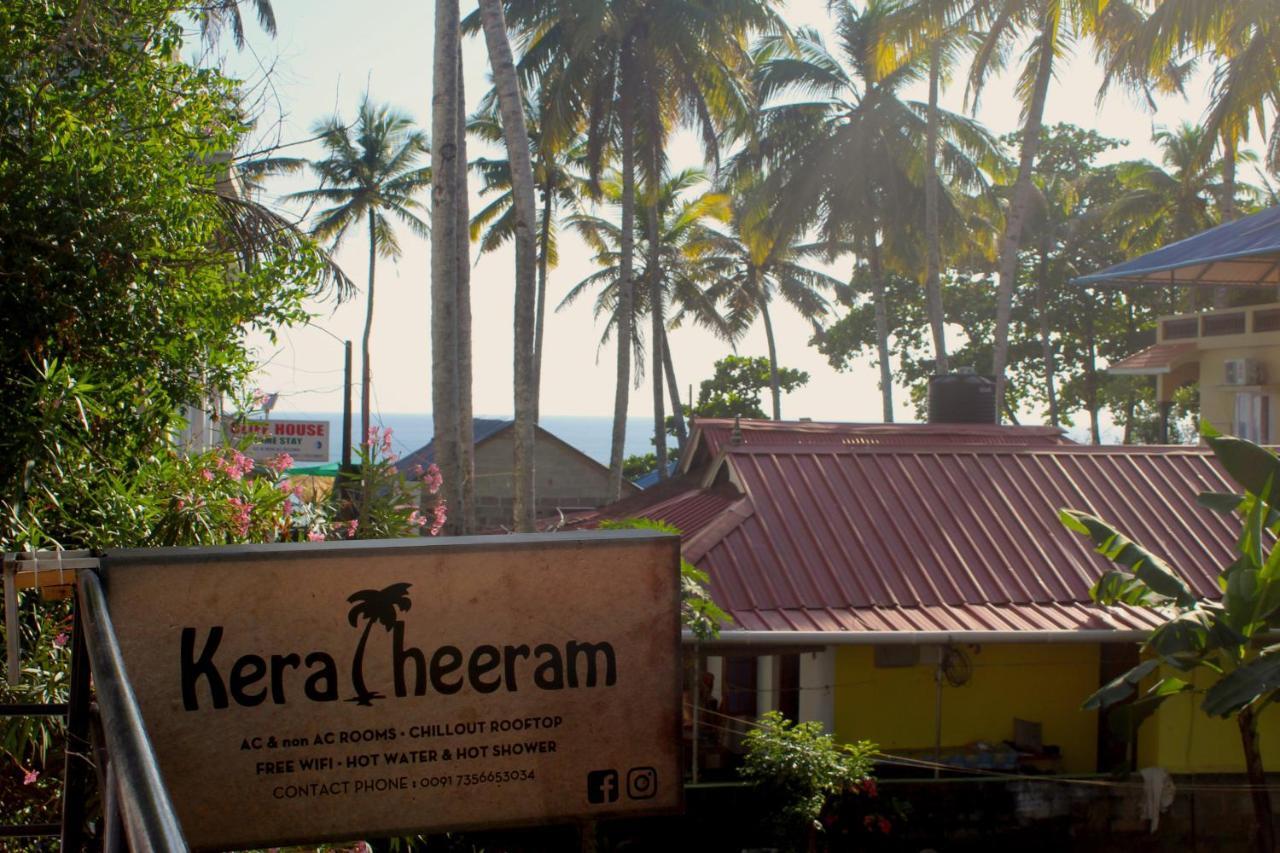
[1238,706,1275,853]
[1085,308,1101,445]
[363,210,377,446]
[430,0,462,532]
[1036,242,1059,427]
[759,276,782,420]
[1216,133,1238,308]
[647,139,668,481]
[869,239,894,423]
[454,49,475,533]
[993,27,1054,417]
[478,0,538,532]
[608,43,637,501]
[662,328,687,455]
[534,180,553,424]
[924,40,949,375]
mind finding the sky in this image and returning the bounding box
[217,0,1242,427]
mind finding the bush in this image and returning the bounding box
[739,712,877,850]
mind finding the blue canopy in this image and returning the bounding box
[1074,205,1280,288]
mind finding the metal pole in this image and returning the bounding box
[61,593,92,849]
[933,655,943,779]
[342,340,353,470]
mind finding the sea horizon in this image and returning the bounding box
[273,411,658,466]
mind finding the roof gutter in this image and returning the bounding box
[682,629,1150,647]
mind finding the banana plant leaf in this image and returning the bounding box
[1202,646,1280,717]
[1060,510,1196,607]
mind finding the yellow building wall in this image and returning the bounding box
[1137,664,1280,773]
[832,644,1101,773]
[1195,344,1280,439]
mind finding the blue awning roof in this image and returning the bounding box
[1074,205,1280,288]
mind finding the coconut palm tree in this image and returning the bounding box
[756,5,1003,421]
[967,0,1142,414]
[469,95,590,424]
[694,205,848,420]
[346,583,413,705]
[563,168,735,449]
[476,0,540,532]
[197,0,277,49]
[289,99,431,449]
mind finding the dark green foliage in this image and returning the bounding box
[739,711,877,850]
[623,453,659,478]
[682,355,809,423]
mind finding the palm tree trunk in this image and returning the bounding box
[1036,241,1059,427]
[454,49,476,533]
[662,328,687,455]
[608,42,637,501]
[430,0,462,533]
[478,0,538,532]
[534,180,553,424]
[992,26,1055,417]
[647,141,668,482]
[760,292,782,421]
[1238,706,1275,853]
[924,39,949,375]
[1216,133,1238,308]
[350,618,376,704]
[868,238,894,423]
[363,210,376,447]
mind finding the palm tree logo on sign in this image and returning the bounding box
[346,583,412,706]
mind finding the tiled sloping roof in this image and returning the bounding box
[687,419,1070,468]
[1108,342,1197,375]
[698,445,1237,634]
[396,418,511,475]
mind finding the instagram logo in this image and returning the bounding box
[626,766,657,800]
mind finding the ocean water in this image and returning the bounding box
[279,412,658,465]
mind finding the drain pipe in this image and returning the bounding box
[684,629,1150,646]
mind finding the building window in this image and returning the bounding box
[721,656,758,717]
[1234,392,1270,443]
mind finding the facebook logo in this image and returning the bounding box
[586,769,619,804]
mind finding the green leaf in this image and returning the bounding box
[1091,570,1159,606]
[1198,491,1245,514]
[1083,658,1160,710]
[1203,646,1280,717]
[1059,509,1196,607]
[1150,676,1192,697]
[1106,694,1171,741]
[1203,432,1280,506]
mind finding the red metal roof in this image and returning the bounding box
[697,445,1235,634]
[1107,342,1197,375]
[685,418,1071,472]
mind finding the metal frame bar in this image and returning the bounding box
[61,592,92,849]
[76,570,187,852]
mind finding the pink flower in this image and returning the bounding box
[251,388,269,409]
[201,468,215,482]
[365,425,379,448]
[292,485,304,499]
[226,497,253,538]
[281,501,294,517]
[877,817,891,835]
[430,500,447,536]
[176,497,186,510]
[345,519,359,539]
[53,632,69,648]
[267,453,294,475]
[381,428,393,455]
[423,463,443,496]
[412,464,425,478]
[407,510,427,528]
[22,769,38,786]
[307,530,325,542]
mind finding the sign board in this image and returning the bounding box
[101,532,683,850]
[224,419,330,463]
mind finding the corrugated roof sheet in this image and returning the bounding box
[686,419,1070,471]
[1075,204,1280,287]
[699,445,1235,634]
[1108,342,1197,375]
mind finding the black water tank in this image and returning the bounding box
[928,372,997,424]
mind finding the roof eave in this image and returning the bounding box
[683,628,1150,647]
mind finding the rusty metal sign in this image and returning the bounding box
[101,532,683,850]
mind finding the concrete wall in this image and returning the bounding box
[472,429,629,528]
[832,643,1102,773]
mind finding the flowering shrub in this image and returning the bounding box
[324,426,446,540]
